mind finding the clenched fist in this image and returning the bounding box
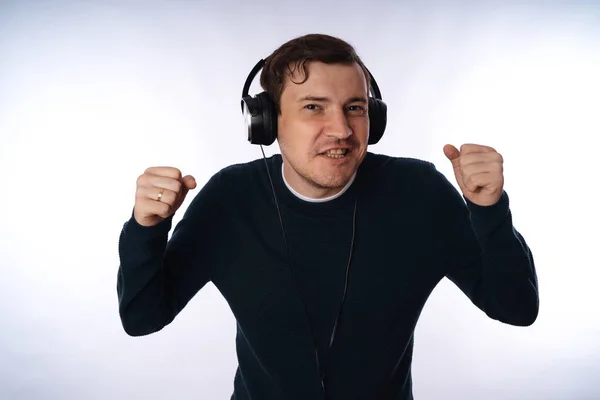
[443,143,504,207]
[133,167,197,227]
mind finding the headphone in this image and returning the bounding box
[241,58,388,146]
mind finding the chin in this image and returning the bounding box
[285,151,362,192]
[312,159,357,187]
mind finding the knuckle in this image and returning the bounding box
[136,173,146,186]
[135,185,148,200]
[165,167,182,180]
[144,166,157,175]
[172,180,183,193]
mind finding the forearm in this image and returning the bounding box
[117,215,176,336]
[467,192,539,326]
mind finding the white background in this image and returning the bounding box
[1,0,599,399]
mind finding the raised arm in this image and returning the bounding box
[432,144,539,326]
[116,168,227,336]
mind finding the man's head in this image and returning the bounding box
[260,34,372,199]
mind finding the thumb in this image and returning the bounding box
[443,144,460,168]
[182,175,197,190]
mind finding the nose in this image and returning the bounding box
[324,110,353,140]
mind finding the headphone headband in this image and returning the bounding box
[241,59,267,112]
[241,59,383,107]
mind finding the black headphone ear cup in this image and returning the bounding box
[368,98,387,145]
[256,92,278,146]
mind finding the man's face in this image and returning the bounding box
[277,61,370,199]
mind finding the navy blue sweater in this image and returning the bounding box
[117,152,539,399]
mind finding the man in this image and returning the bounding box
[117,33,539,399]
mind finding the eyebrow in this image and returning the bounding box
[297,95,368,103]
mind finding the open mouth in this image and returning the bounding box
[320,149,350,159]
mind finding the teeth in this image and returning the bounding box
[323,149,348,158]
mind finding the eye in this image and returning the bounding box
[305,104,319,110]
[348,105,367,113]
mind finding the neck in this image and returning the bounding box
[281,162,356,203]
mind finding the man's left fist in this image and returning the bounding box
[443,143,504,207]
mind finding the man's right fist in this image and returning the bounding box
[133,167,197,227]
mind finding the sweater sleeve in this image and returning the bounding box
[429,163,539,327]
[116,170,228,336]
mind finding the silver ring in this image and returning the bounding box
[157,189,164,201]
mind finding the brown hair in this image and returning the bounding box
[259,33,371,114]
